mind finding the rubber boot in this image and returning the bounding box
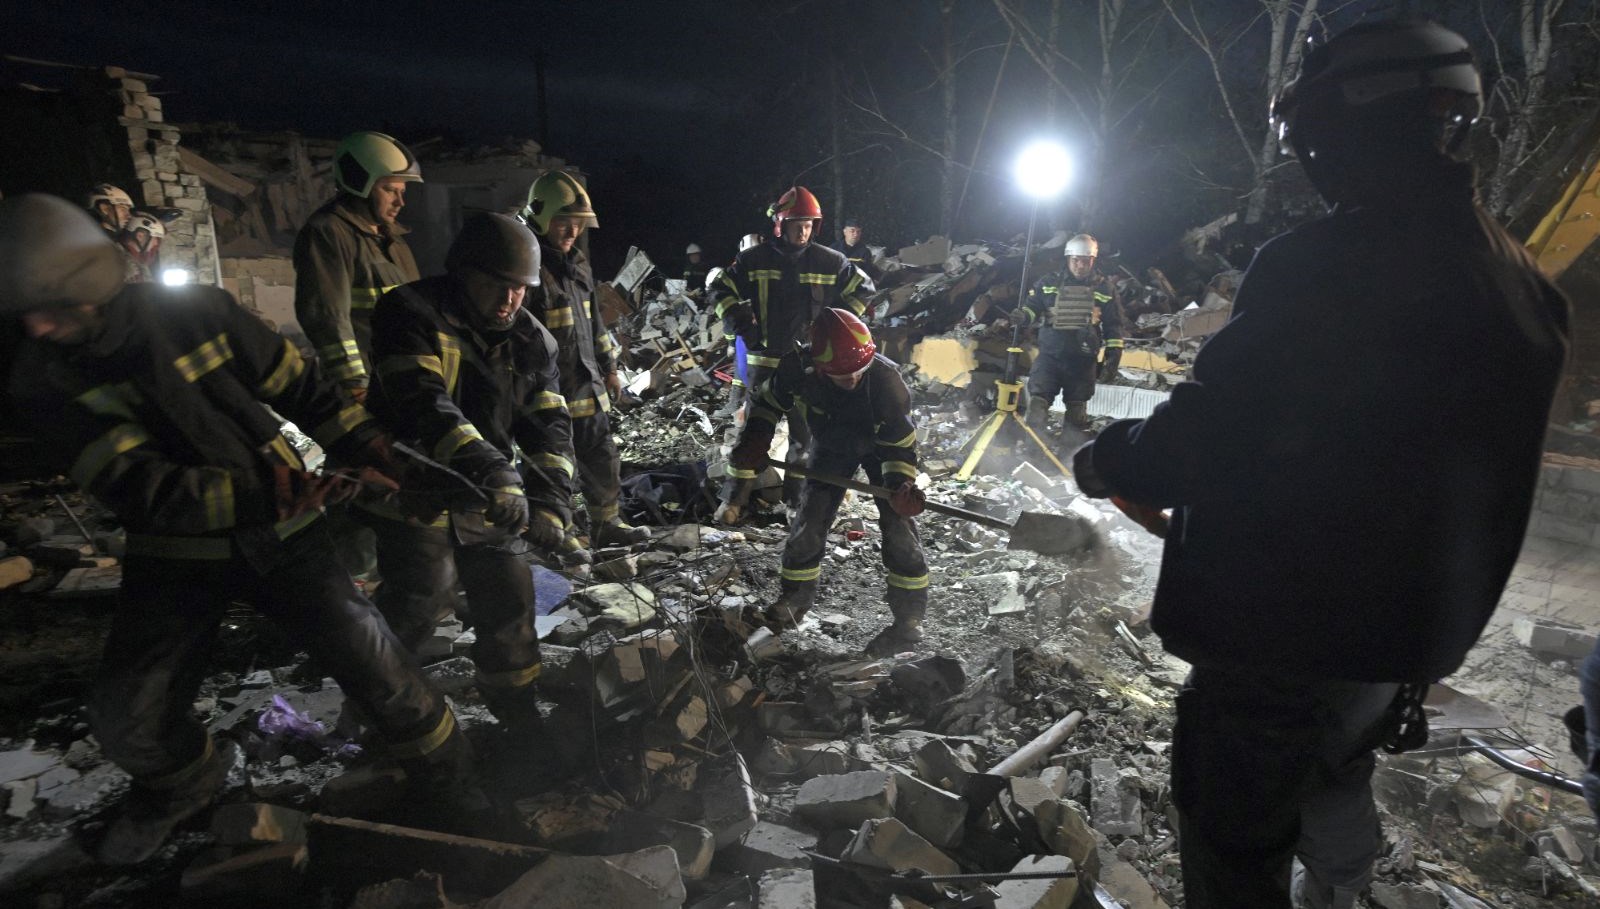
[97,739,237,866]
[557,530,593,578]
[763,590,816,631]
[1023,394,1051,437]
[400,729,496,837]
[1059,401,1093,452]
[864,617,925,656]
[591,518,651,547]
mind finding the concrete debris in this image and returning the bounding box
[347,871,455,909]
[731,820,818,877]
[992,854,1078,908]
[794,771,897,830]
[1370,882,1442,909]
[757,867,817,908]
[0,742,61,785]
[1089,758,1143,837]
[842,816,960,876]
[891,772,967,848]
[697,752,759,849]
[480,846,685,909]
[1512,615,1597,659]
[180,842,309,901]
[913,739,979,793]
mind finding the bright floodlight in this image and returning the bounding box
[162,268,192,286]
[1013,140,1072,200]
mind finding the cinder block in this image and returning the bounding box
[730,820,817,877]
[892,772,966,848]
[794,771,896,830]
[758,867,816,908]
[992,854,1077,908]
[841,817,958,876]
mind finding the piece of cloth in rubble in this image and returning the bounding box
[1086,160,1569,683]
[619,461,718,526]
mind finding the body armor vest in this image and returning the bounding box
[1049,284,1097,329]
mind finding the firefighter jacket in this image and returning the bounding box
[293,196,421,391]
[1083,161,1570,683]
[709,239,875,371]
[368,276,575,531]
[1021,269,1126,361]
[837,239,883,282]
[8,284,384,561]
[531,240,616,421]
[738,349,919,489]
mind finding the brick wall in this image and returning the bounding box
[1528,454,1600,548]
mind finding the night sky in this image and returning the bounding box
[1,0,1555,280]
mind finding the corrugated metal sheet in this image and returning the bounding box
[1086,383,1170,420]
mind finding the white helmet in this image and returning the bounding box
[686,242,702,255]
[1065,233,1099,258]
[738,233,762,253]
[705,266,726,291]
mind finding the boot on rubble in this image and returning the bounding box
[399,726,496,836]
[98,738,237,866]
[762,591,815,631]
[715,383,747,420]
[591,518,651,547]
[1059,401,1093,451]
[556,530,593,577]
[864,617,925,657]
[1023,393,1052,438]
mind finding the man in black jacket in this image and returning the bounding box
[709,186,875,520]
[2,194,481,864]
[1073,21,1569,908]
[366,213,574,737]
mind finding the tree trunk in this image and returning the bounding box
[1244,0,1317,224]
[1487,0,1557,218]
[830,62,846,232]
[941,0,958,238]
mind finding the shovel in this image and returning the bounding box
[769,459,1097,556]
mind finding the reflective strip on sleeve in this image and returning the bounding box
[881,429,917,449]
[797,272,836,285]
[730,378,745,388]
[198,468,235,531]
[385,710,456,760]
[377,354,443,378]
[476,663,542,691]
[349,284,399,311]
[70,423,152,488]
[1041,285,1058,294]
[883,460,918,479]
[258,339,307,398]
[74,383,140,421]
[317,339,367,382]
[534,508,566,530]
[312,404,370,447]
[1093,292,1112,303]
[541,305,575,329]
[532,391,568,412]
[568,396,601,419]
[173,333,234,383]
[780,564,823,582]
[532,452,575,479]
[265,434,302,467]
[434,423,485,462]
[745,353,782,369]
[726,466,759,480]
[436,333,463,394]
[887,572,930,590]
[597,333,615,354]
[1104,338,1125,348]
[589,502,620,523]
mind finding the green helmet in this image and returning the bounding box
[446,213,542,286]
[521,171,598,235]
[0,194,126,315]
[333,131,422,198]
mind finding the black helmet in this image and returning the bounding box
[446,213,542,286]
[1271,19,1481,167]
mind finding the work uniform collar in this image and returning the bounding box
[772,237,810,259]
[537,237,587,279]
[333,195,411,240]
[440,276,535,343]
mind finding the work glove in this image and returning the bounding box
[1098,347,1123,382]
[521,509,566,550]
[888,483,926,518]
[1070,442,1112,499]
[1008,306,1037,326]
[273,466,361,522]
[604,371,624,402]
[478,467,529,532]
[729,433,773,472]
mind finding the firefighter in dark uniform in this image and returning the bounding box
[1,194,480,865]
[683,243,710,290]
[521,172,650,559]
[729,309,929,656]
[294,131,425,579]
[1011,233,1126,446]
[365,213,574,735]
[837,217,883,283]
[709,186,876,521]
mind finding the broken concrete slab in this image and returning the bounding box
[180,842,309,901]
[892,772,966,848]
[913,739,978,793]
[758,867,817,908]
[480,846,685,909]
[728,820,818,878]
[842,817,959,876]
[1035,799,1099,878]
[1008,776,1057,816]
[898,235,952,268]
[1094,835,1166,908]
[39,762,127,820]
[518,792,626,850]
[992,854,1077,908]
[605,809,715,881]
[0,742,60,785]
[211,802,308,846]
[659,524,704,553]
[965,570,1025,616]
[580,582,659,629]
[1369,882,1442,909]
[4,778,37,820]
[697,751,759,849]
[1089,758,1143,836]
[1512,615,1597,659]
[593,554,641,581]
[794,771,897,830]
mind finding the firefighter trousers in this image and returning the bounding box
[778,443,928,621]
[91,520,453,788]
[722,362,811,508]
[572,410,623,525]
[359,512,543,716]
[1172,667,1399,909]
[1026,350,1098,421]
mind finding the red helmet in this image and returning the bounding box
[811,308,876,377]
[769,186,822,237]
